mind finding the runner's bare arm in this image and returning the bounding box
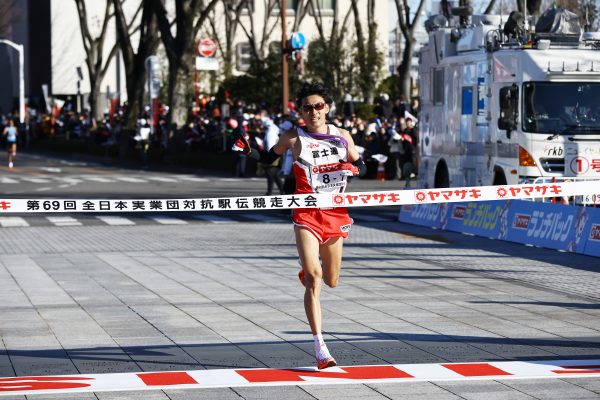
[338,128,366,177]
[240,130,295,163]
[339,128,360,162]
[271,130,296,155]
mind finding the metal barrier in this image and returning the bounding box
[532,177,600,206]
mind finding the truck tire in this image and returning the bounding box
[493,171,507,186]
[434,162,450,188]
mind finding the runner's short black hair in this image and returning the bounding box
[296,82,333,108]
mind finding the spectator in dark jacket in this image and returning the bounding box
[402,118,418,187]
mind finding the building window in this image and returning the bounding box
[309,0,335,16]
[272,0,298,15]
[432,68,444,105]
[315,0,334,10]
[273,0,298,10]
[461,87,473,115]
[388,28,401,76]
[241,0,255,14]
[236,43,252,72]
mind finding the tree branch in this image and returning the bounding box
[193,0,220,38]
[292,0,309,32]
[484,0,497,14]
[126,1,143,30]
[308,0,325,39]
[100,41,121,80]
[409,0,426,30]
[208,7,224,55]
[74,0,93,54]
[239,0,261,59]
[395,0,410,39]
[99,1,112,43]
[151,0,177,60]
[262,0,280,53]
[113,0,134,68]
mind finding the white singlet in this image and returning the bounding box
[293,125,350,194]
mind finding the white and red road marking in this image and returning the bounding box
[1,359,599,396]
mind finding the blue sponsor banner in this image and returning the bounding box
[399,200,600,257]
[583,208,600,257]
[501,201,581,252]
[398,204,446,229]
[444,201,507,238]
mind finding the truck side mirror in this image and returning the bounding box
[498,84,519,138]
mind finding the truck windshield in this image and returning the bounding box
[523,82,600,134]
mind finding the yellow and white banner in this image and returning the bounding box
[0,181,597,213]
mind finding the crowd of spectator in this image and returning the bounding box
[198,92,421,181]
[0,92,420,181]
[333,93,420,182]
[0,107,121,149]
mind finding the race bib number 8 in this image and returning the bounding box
[311,164,348,193]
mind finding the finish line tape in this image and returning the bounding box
[1,359,600,396]
[0,181,598,213]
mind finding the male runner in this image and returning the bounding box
[234,82,366,369]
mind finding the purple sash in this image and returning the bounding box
[301,126,349,149]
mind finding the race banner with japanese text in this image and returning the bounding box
[0,181,597,213]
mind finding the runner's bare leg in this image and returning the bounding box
[295,226,323,334]
[320,237,343,288]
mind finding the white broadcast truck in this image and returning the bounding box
[417,7,600,199]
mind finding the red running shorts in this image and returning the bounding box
[292,207,352,244]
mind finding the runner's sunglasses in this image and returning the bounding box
[302,102,327,112]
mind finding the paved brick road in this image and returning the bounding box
[0,217,599,399]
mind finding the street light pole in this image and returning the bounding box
[145,56,161,136]
[0,39,25,124]
[18,43,24,123]
[76,66,83,114]
[281,0,289,115]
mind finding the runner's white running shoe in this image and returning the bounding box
[316,345,336,369]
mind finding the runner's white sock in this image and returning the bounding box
[313,334,333,361]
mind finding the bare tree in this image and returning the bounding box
[516,0,544,18]
[0,0,18,37]
[579,0,598,29]
[237,0,280,62]
[208,0,247,79]
[484,0,498,14]
[112,0,159,162]
[309,0,350,44]
[207,0,310,95]
[558,0,598,29]
[351,0,383,103]
[74,0,120,119]
[393,0,426,98]
[290,0,311,32]
[151,0,220,130]
[306,0,353,100]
